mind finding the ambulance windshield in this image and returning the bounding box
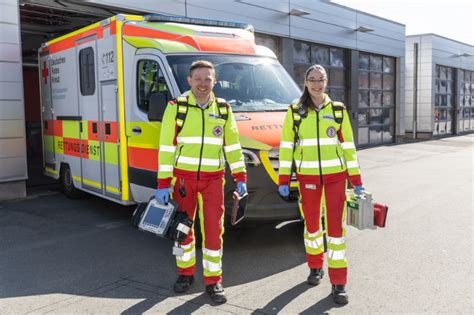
[167,55,301,112]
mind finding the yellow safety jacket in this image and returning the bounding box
[278,94,362,186]
[157,91,246,188]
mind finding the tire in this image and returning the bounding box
[60,164,84,199]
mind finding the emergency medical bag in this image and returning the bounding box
[346,190,388,230]
[131,198,193,242]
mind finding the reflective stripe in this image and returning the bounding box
[224,143,241,153]
[230,160,245,170]
[279,161,292,168]
[203,248,222,258]
[159,165,173,172]
[328,249,346,260]
[341,142,355,149]
[280,141,294,149]
[177,137,223,145]
[299,138,338,146]
[295,159,342,168]
[203,259,221,272]
[178,105,187,113]
[176,248,195,262]
[159,145,176,153]
[178,156,220,166]
[346,160,359,169]
[304,236,324,249]
[328,236,346,245]
[181,242,194,250]
[305,228,323,238]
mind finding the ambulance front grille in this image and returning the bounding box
[268,148,297,184]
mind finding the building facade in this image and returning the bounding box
[405,34,474,138]
[0,0,407,199]
[0,0,27,200]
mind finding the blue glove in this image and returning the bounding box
[237,182,247,196]
[278,185,290,197]
[354,185,365,196]
[155,188,170,205]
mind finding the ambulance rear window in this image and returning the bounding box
[79,47,95,96]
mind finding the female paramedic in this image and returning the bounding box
[277,64,364,305]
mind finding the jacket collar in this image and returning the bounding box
[184,90,216,108]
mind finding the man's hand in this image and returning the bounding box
[155,188,170,205]
[278,185,290,197]
[237,182,247,197]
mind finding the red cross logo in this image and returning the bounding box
[42,61,49,84]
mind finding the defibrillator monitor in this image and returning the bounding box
[138,199,178,236]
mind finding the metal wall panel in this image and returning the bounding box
[0,0,26,190]
[0,138,25,158]
[90,0,186,16]
[0,100,23,119]
[0,82,23,100]
[0,3,18,24]
[0,62,21,82]
[186,0,290,36]
[0,23,20,44]
[0,120,24,138]
[0,43,20,62]
[0,156,26,181]
[0,0,16,6]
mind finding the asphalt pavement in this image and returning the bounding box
[0,134,472,314]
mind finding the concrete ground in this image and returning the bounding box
[0,134,472,314]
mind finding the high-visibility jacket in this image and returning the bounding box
[157,91,246,188]
[278,94,362,186]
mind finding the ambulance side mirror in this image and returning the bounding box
[148,93,167,122]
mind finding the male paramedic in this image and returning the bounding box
[156,60,247,304]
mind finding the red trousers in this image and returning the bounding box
[173,177,225,285]
[299,179,348,285]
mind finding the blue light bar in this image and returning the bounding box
[143,14,254,32]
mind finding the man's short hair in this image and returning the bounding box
[189,60,215,77]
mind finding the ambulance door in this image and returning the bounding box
[98,35,120,199]
[76,40,103,193]
[40,56,56,172]
[127,52,175,202]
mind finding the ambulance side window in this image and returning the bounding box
[79,47,96,96]
[137,60,171,113]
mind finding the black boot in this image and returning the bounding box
[307,268,324,286]
[173,275,194,293]
[331,285,349,305]
[205,282,227,304]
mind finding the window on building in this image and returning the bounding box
[434,65,454,136]
[137,60,171,113]
[292,40,347,104]
[458,69,474,132]
[79,47,95,96]
[357,53,395,145]
[255,33,281,61]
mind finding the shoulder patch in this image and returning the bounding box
[168,99,177,105]
[332,101,346,109]
[291,102,301,110]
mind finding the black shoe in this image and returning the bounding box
[173,275,194,293]
[332,285,349,305]
[307,268,324,286]
[206,282,227,304]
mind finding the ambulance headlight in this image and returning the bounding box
[242,149,261,167]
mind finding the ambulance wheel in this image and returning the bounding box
[60,164,83,199]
